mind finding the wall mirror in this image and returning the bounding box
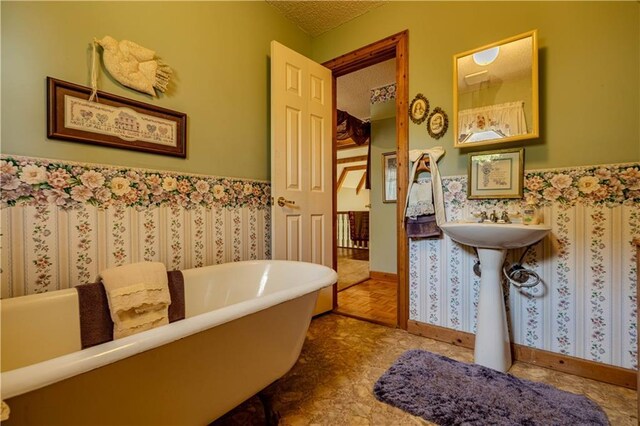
[453,30,539,148]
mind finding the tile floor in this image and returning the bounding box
[214,314,636,425]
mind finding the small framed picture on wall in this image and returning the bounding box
[47,77,187,158]
[467,148,524,199]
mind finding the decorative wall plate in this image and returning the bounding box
[427,107,448,139]
[409,93,430,125]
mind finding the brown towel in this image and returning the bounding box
[167,270,185,323]
[76,271,186,349]
[76,281,113,349]
[406,214,441,239]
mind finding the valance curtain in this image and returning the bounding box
[337,110,370,146]
[457,101,527,142]
[337,109,372,188]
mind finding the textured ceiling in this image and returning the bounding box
[337,58,395,120]
[266,1,386,37]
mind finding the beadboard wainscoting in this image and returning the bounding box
[410,162,640,370]
[0,156,271,298]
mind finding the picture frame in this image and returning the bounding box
[426,107,448,139]
[47,77,187,158]
[467,148,524,199]
[409,93,429,125]
[382,151,397,203]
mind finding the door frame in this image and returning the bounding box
[322,30,410,330]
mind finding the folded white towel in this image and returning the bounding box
[100,262,170,339]
[406,178,434,219]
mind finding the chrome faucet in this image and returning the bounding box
[478,211,488,223]
[500,211,511,223]
[489,210,498,223]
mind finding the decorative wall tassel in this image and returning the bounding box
[88,39,100,102]
[154,61,172,93]
[94,35,173,97]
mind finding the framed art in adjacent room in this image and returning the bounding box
[47,77,187,157]
[467,148,524,199]
[382,151,398,203]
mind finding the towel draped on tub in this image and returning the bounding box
[76,270,185,349]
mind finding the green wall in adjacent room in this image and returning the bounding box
[1,1,311,180]
[369,116,397,274]
[312,1,640,176]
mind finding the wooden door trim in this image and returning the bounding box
[323,31,404,77]
[331,75,338,310]
[323,30,409,329]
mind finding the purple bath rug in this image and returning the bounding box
[374,349,609,425]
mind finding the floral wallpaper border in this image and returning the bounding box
[0,155,270,211]
[370,83,396,105]
[442,162,640,210]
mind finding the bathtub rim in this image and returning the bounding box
[1,260,337,399]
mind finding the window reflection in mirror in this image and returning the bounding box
[453,30,539,148]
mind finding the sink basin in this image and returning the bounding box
[439,221,551,372]
[440,222,551,249]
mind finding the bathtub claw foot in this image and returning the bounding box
[258,392,280,426]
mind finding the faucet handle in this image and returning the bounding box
[478,211,488,223]
[500,211,511,223]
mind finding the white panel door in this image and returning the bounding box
[270,41,334,315]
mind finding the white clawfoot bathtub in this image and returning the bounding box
[1,260,337,425]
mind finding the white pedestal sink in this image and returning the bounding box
[439,221,551,372]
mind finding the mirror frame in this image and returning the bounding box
[453,30,539,149]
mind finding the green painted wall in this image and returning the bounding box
[370,116,397,274]
[3,2,638,180]
[1,1,310,180]
[312,1,640,176]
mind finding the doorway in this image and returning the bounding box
[332,60,397,326]
[335,142,370,295]
[323,31,409,329]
